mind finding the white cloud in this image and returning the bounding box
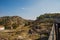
[21,8,25,9]
[13,0,60,20]
[23,0,60,20]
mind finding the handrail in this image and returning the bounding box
[48,24,56,40]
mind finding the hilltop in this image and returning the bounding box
[0,13,60,40]
[0,16,29,29]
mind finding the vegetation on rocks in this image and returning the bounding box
[0,13,60,40]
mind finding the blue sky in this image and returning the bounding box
[0,0,60,20]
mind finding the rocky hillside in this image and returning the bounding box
[0,16,27,29]
[0,13,60,40]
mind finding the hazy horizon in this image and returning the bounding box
[1,0,60,20]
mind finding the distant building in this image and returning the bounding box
[0,25,5,30]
